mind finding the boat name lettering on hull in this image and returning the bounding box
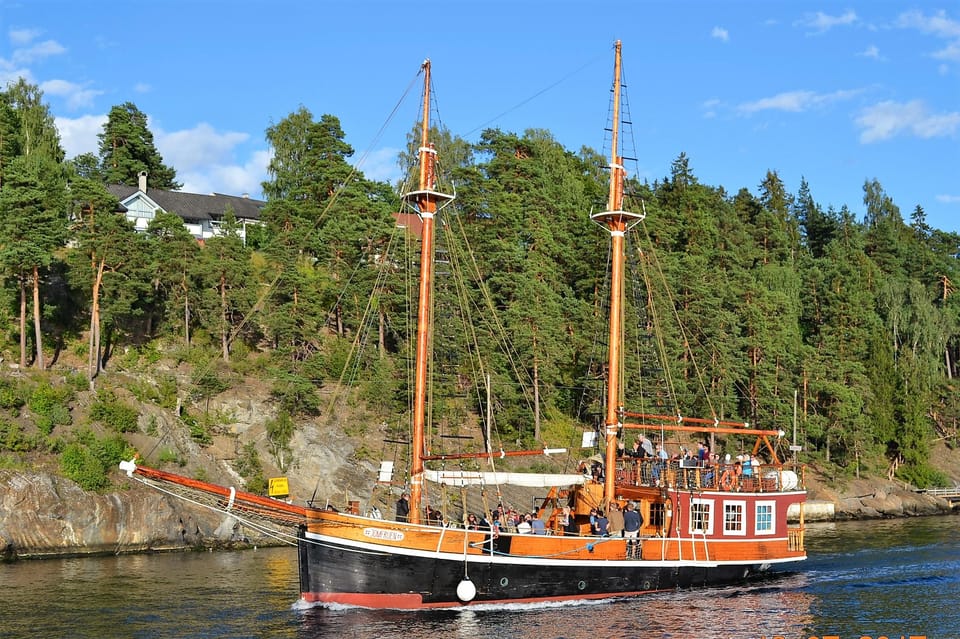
[363,527,405,542]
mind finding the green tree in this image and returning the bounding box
[0,80,69,369]
[0,156,67,368]
[67,177,144,383]
[98,102,179,189]
[197,209,255,361]
[146,211,200,344]
[3,79,64,163]
[862,178,907,277]
[795,177,837,258]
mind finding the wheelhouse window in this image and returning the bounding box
[723,500,746,536]
[689,499,713,535]
[755,501,776,535]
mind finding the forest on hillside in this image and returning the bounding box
[0,79,958,491]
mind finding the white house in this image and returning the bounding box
[107,172,264,244]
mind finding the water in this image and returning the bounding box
[1,515,956,639]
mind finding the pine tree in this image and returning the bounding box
[197,209,254,362]
[146,211,200,345]
[0,81,68,369]
[98,102,180,189]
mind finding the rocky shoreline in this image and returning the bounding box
[0,469,955,561]
[811,480,957,520]
[0,471,284,561]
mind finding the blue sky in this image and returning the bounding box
[2,0,958,234]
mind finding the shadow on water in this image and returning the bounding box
[295,572,818,639]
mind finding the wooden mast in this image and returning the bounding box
[590,41,645,506]
[403,60,453,524]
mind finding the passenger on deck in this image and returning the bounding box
[395,492,410,522]
[703,454,718,487]
[697,442,709,463]
[652,444,669,484]
[591,461,604,483]
[561,505,578,535]
[623,501,642,558]
[491,511,502,537]
[425,505,443,525]
[530,515,546,535]
[517,514,533,534]
[607,501,625,537]
[593,509,610,537]
[640,435,655,458]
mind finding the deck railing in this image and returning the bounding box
[615,458,804,493]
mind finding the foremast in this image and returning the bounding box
[590,41,646,506]
[402,59,454,524]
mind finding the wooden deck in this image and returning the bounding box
[917,486,960,506]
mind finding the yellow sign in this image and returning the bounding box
[268,477,289,497]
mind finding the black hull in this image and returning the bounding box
[297,529,769,609]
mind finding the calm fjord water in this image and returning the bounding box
[1,514,957,639]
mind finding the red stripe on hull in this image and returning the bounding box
[301,588,658,610]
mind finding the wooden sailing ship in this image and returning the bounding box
[121,41,806,609]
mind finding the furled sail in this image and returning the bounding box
[424,469,587,488]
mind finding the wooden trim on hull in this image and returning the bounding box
[303,510,806,564]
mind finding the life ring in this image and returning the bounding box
[720,469,736,491]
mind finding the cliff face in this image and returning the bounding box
[0,471,281,560]
[0,372,396,560]
[0,370,956,560]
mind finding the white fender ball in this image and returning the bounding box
[456,579,476,602]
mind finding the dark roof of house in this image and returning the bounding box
[106,185,264,222]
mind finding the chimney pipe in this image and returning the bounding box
[138,171,148,193]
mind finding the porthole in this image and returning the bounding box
[643,580,651,590]
[577,580,586,590]
[500,577,509,587]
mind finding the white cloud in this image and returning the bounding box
[711,26,729,43]
[932,40,960,62]
[156,123,250,172]
[857,45,883,60]
[855,100,960,143]
[154,122,272,197]
[178,149,271,199]
[356,146,401,183]
[9,28,41,46]
[936,194,960,204]
[701,98,722,119]
[134,82,152,93]
[896,9,960,39]
[799,10,858,34]
[0,67,33,88]
[11,39,66,65]
[56,113,269,198]
[896,10,960,64]
[40,79,103,110]
[737,89,860,114]
[55,113,107,159]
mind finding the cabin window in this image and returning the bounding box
[723,500,746,536]
[689,498,714,535]
[755,501,776,535]
[648,502,665,530]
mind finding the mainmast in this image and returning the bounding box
[590,41,645,506]
[401,60,454,524]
